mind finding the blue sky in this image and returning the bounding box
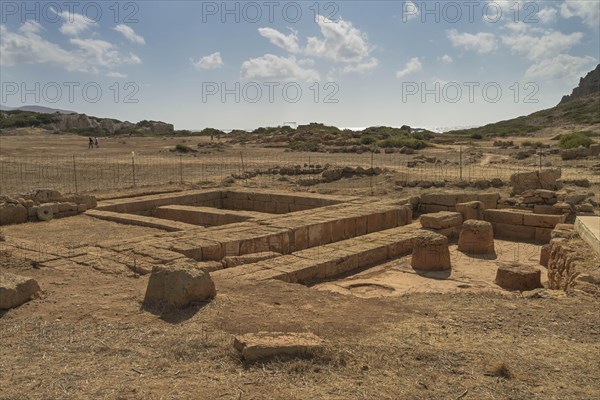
[1,0,598,131]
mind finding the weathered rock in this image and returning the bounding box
[490,178,504,188]
[540,244,551,267]
[25,188,64,203]
[420,211,463,230]
[0,272,40,309]
[143,261,216,310]
[560,147,590,160]
[0,203,28,225]
[458,220,495,255]
[510,168,561,195]
[495,263,542,291]
[411,231,451,271]
[474,180,491,189]
[234,332,323,362]
[455,201,484,221]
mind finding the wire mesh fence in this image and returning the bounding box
[0,150,596,195]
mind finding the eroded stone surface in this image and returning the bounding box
[233,332,323,361]
[143,260,216,310]
[458,220,495,255]
[411,231,451,271]
[0,272,40,309]
[495,263,542,291]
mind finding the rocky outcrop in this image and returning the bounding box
[46,113,174,136]
[560,64,600,104]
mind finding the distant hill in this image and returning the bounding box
[0,109,177,136]
[0,105,76,114]
[447,65,600,138]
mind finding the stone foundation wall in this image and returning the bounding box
[418,192,500,214]
[484,209,565,243]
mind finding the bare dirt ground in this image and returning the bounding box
[1,248,599,400]
[1,131,600,399]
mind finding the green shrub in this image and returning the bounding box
[470,133,483,140]
[199,127,225,136]
[522,140,544,148]
[175,143,193,153]
[360,135,376,145]
[558,132,594,149]
[377,137,427,149]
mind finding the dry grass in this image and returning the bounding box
[1,248,599,399]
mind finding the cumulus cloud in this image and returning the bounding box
[447,29,497,54]
[438,54,453,64]
[501,30,583,60]
[396,57,422,78]
[258,27,300,53]
[525,54,596,80]
[0,21,141,76]
[253,15,377,75]
[537,7,558,24]
[114,24,145,45]
[57,10,96,36]
[192,52,224,70]
[560,0,600,28]
[241,54,320,81]
[341,57,379,74]
[305,15,371,63]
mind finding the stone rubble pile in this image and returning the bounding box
[0,188,97,225]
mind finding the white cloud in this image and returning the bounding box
[396,57,422,78]
[0,22,140,76]
[341,57,379,73]
[501,30,583,60]
[241,54,320,81]
[537,7,558,24]
[438,54,453,64]
[70,38,141,70]
[114,24,145,45]
[504,21,530,33]
[305,15,371,63]
[560,0,600,28]
[106,71,128,78]
[447,29,497,54]
[525,54,596,80]
[403,1,420,21]
[58,10,96,36]
[258,27,300,53]
[192,52,224,70]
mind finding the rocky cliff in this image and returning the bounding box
[560,64,600,104]
[47,113,174,135]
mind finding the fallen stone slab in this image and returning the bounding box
[0,272,41,309]
[420,211,462,230]
[233,332,323,362]
[495,263,542,291]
